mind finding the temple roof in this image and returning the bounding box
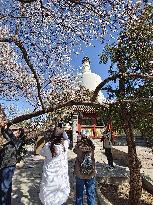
[72,105,96,113]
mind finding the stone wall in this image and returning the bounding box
[114,135,147,146]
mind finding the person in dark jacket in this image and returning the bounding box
[0,124,25,205]
[103,129,114,169]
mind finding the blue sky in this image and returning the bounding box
[71,40,110,80]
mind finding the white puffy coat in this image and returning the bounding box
[39,140,70,205]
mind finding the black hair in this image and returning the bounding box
[80,137,95,150]
[49,133,65,157]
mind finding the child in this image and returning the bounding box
[39,131,70,205]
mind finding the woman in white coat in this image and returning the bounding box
[39,131,70,205]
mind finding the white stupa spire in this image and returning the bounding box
[78,57,106,103]
[82,57,91,73]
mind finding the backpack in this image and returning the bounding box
[80,151,94,175]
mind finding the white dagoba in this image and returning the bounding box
[78,57,105,103]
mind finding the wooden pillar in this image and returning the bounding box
[78,118,81,133]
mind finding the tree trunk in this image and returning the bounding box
[121,107,142,205]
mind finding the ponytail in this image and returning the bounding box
[49,133,65,157]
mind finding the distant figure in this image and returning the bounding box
[39,128,70,205]
[65,123,73,147]
[73,135,96,205]
[100,134,105,149]
[76,131,82,142]
[0,123,25,205]
[103,129,114,169]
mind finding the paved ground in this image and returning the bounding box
[12,140,114,205]
[12,141,98,205]
[12,140,152,205]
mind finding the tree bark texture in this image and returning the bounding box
[121,106,142,205]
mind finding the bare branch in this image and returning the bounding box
[17,0,37,3]
[8,100,106,125]
[0,14,29,20]
[92,73,153,101]
[110,98,153,106]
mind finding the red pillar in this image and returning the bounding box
[78,118,81,133]
[93,117,96,138]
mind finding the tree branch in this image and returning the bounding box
[7,96,153,125]
[8,100,106,125]
[110,98,153,106]
[17,0,37,3]
[92,73,153,101]
[0,36,45,110]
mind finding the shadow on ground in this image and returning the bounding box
[12,155,76,205]
[12,148,133,205]
[12,155,43,205]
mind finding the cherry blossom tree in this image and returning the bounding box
[0,0,144,119]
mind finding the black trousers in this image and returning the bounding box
[105,148,113,167]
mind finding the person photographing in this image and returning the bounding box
[73,134,96,205]
[0,122,25,205]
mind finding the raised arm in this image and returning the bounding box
[1,127,17,147]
